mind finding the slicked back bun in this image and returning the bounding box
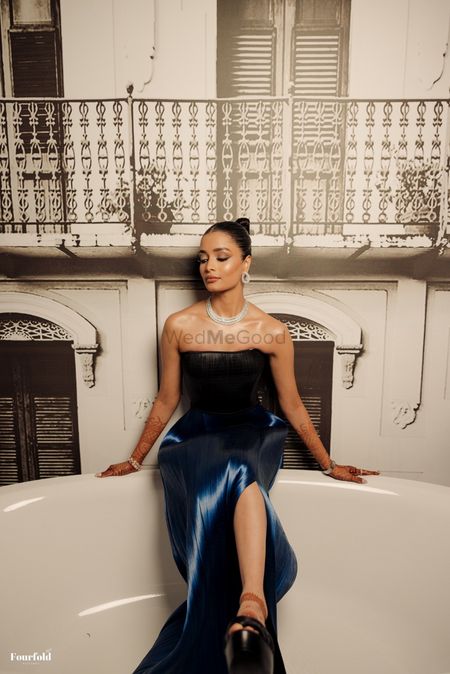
[202,218,252,259]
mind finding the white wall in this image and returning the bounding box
[349,0,450,98]
[421,286,450,484]
[61,0,155,98]
[148,0,217,98]
[60,0,216,99]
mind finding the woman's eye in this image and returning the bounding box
[197,257,229,263]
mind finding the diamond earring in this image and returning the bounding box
[241,271,250,284]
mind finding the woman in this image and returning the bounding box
[96,218,379,674]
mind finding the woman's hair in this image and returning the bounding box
[202,218,251,260]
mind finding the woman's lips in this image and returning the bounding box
[206,277,220,282]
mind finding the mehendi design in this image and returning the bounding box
[131,402,170,463]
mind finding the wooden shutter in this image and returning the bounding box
[217,0,275,98]
[292,0,350,137]
[0,341,80,486]
[10,30,60,96]
[293,31,340,96]
[226,29,275,97]
[292,29,343,149]
[0,397,21,486]
[33,395,78,478]
[282,394,324,469]
[257,333,334,471]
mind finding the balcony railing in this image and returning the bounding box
[0,95,448,244]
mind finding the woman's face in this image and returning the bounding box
[197,231,251,292]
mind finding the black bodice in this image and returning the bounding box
[180,349,267,413]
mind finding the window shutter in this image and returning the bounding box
[227,29,275,96]
[8,30,61,152]
[293,31,340,96]
[257,335,333,471]
[0,397,20,486]
[32,395,78,478]
[292,30,341,148]
[0,342,80,485]
[10,30,59,97]
[282,394,322,470]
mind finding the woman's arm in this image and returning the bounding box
[130,314,181,463]
[268,322,378,484]
[96,315,182,477]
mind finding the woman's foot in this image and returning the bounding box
[227,592,268,636]
[224,592,274,674]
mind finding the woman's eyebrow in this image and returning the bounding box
[198,247,231,253]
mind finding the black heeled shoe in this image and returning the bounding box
[224,615,274,674]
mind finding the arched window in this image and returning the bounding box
[0,313,80,486]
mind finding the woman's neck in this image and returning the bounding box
[208,291,246,317]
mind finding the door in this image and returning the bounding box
[217,0,350,99]
[216,0,351,231]
[0,0,65,228]
[0,340,81,486]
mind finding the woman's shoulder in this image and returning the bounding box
[163,300,205,328]
[247,302,286,334]
[246,303,292,354]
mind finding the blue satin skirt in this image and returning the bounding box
[132,403,298,674]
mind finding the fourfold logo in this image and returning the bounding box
[10,650,52,662]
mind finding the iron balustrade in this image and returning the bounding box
[0,94,448,243]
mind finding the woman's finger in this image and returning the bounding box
[95,465,114,478]
[343,465,379,476]
[349,474,367,484]
[96,461,136,478]
[331,467,367,484]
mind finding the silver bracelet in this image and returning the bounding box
[128,457,142,471]
[322,459,336,475]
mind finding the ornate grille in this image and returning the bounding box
[281,318,333,341]
[0,314,72,341]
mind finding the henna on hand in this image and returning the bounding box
[95,398,175,478]
[131,412,167,464]
[95,461,136,478]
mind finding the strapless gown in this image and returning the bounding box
[132,349,298,674]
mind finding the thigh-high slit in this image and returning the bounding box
[131,403,298,674]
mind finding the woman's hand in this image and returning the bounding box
[329,464,380,485]
[95,461,138,478]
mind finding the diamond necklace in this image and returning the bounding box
[206,296,249,325]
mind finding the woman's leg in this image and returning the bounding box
[228,481,268,634]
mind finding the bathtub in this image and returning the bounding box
[1,469,449,674]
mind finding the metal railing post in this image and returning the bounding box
[126,84,137,252]
[284,82,295,253]
[437,98,450,252]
